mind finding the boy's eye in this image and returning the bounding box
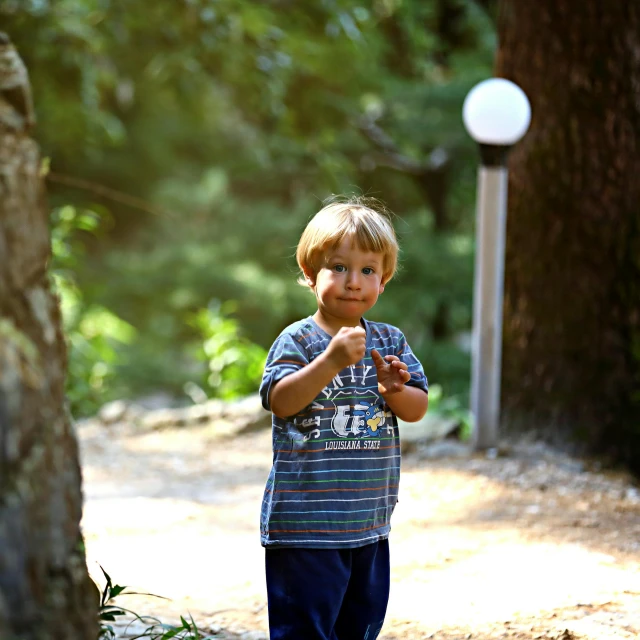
[362,267,374,275]
[333,264,346,273]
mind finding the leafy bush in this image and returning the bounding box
[187,300,267,401]
[51,203,277,415]
[51,205,136,416]
[425,383,473,441]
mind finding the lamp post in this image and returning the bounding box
[463,78,531,451]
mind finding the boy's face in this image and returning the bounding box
[303,236,386,329]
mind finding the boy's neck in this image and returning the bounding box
[313,310,364,336]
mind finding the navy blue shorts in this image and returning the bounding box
[265,539,390,640]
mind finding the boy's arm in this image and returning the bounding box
[270,326,366,419]
[269,350,341,418]
[382,385,429,423]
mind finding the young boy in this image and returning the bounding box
[259,198,429,640]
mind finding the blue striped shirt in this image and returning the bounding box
[259,316,428,549]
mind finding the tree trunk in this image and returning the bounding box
[0,35,97,638]
[495,3,640,465]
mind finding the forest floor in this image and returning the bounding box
[78,418,640,640]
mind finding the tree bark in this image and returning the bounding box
[0,35,97,638]
[496,3,640,465]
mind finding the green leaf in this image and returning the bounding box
[109,584,127,598]
[100,606,126,616]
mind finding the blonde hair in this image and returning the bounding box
[296,196,399,287]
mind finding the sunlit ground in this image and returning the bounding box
[80,421,640,639]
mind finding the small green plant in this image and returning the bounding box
[95,566,215,640]
[188,299,267,400]
[427,383,474,441]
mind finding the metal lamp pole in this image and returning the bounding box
[463,79,531,451]
[470,145,510,450]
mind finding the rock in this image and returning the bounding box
[129,394,270,435]
[418,439,471,459]
[224,395,271,433]
[133,392,178,411]
[239,632,268,640]
[184,398,225,424]
[140,408,181,430]
[98,400,128,424]
[625,487,640,503]
[399,413,460,443]
[485,447,499,460]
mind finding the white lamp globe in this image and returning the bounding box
[463,78,531,145]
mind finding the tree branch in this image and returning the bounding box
[46,172,173,218]
[356,115,451,230]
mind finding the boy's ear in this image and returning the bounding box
[302,265,316,287]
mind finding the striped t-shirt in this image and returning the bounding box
[259,315,428,549]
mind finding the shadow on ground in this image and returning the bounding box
[79,422,640,640]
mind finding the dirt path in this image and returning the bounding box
[78,420,640,639]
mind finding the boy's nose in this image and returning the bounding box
[345,272,361,289]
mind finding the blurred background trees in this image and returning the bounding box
[6,0,639,467]
[2,0,494,418]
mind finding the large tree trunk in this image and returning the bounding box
[496,3,640,465]
[0,34,97,638]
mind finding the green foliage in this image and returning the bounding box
[51,205,136,416]
[188,300,267,400]
[51,203,271,413]
[95,566,214,640]
[426,383,473,440]
[5,0,496,414]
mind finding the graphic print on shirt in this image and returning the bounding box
[353,400,391,437]
[325,388,393,439]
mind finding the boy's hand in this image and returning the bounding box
[371,349,411,396]
[326,326,367,370]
